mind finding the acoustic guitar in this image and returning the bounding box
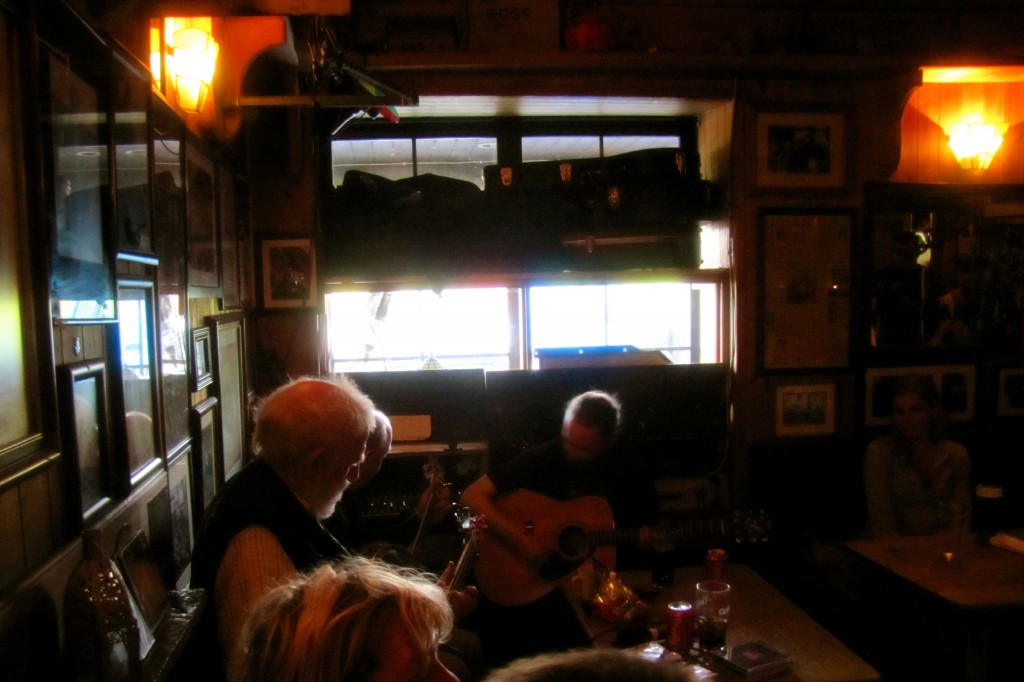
[470,489,771,606]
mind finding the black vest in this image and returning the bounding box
[184,458,347,680]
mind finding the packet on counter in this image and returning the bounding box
[589,562,650,623]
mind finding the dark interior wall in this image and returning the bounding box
[348,363,730,475]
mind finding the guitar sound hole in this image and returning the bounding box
[557,526,591,562]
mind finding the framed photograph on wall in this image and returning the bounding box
[42,43,116,322]
[997,366,1024,416]
[756,109,847,190]
[116,278,161,485]
[260,237,317,308]
[189,326,214,392]
[207,312,247,482]
[186,137,219,293]
[865,364,976,426]
[759,209,854,371]
[775,382,836,437]
[56,360,113,527]
[166,443,194,583]
[190,396,221,515]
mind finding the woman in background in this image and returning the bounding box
[237,555,458,682]
[863,374,972,538]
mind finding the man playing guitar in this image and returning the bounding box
[459,390,660,668]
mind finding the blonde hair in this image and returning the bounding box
[252,375,376,472]
[239,556,454,682]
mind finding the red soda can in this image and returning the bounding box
[665,600,693,653]
[706,548,727,581]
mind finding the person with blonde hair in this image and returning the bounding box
[862,374,972,538]
[239,556,458,682]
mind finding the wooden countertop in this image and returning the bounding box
[847,531,1024,610]
[582,563,879,682]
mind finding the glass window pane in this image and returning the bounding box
[415,138,496,189]
[602,135,680,156]
[522,136,600,162]
[326,288,511,373]
[331,138,414,186]
[528,281,718,367]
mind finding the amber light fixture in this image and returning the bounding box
[945,116,1008,171]
[151,17,219,114]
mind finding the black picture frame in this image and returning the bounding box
[758,208,854,372]
[57,360,113,528]
[190,396,221,516]
[166,442,195,585]
[186,136,219,293]
[114,529,168,632]
[151,93,190,455]
[111,47,152,258]
[259,237,317,308]
[114,278,162,485]
[41,39,116,322]
[190,326,214,392]
[755,108,849,192]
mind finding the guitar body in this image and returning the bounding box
[472,489,617,607]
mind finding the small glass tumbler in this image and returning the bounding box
[695,579,731,660]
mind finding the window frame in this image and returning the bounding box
[323,267,730,372]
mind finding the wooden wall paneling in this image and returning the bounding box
[19,470,57,571]
[0,485,26,592]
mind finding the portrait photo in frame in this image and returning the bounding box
[190,396,221,515]
[997,366,1024,416]
[186,137,219,292]
[756,110,847,190]
[774,382,836,437]
[865,364,976,426]
[759,209,853,371]
[260,237,317,308]
[166,443,195,583]
[56,360,112,526]
[189,326,214,392]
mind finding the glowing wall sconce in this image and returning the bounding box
[153,18,219,114]
[944,116,1008,171]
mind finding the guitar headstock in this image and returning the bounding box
[454,506,487,539]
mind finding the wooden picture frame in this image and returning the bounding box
[57,360,113,526]
[190,396,221,514]
[774,382,836,437]
[207,312,248,482]
[114,529,167,632]
[759,209,854,372]
[186,137,219,292]
[756,110,847,190]
[865,364,976,426]
[42,42,116,322]
[997,366,1024,416]
[115,278,162,485]
[260,237,317,308]
[189,326,214,392]
[151,93,190,455]
[112,48,152,258]
[166,443,195,584]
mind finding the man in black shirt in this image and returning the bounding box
[459,390,659,668]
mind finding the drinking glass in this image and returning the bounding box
[695,579,731,659]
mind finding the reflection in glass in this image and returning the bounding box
[46,50,115,320]
[118,284,157,476]
[152,97,190,452]
[113,53,151,254]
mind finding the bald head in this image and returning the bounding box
[252,375,376,517]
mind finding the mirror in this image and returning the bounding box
[866,183,1024,355]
